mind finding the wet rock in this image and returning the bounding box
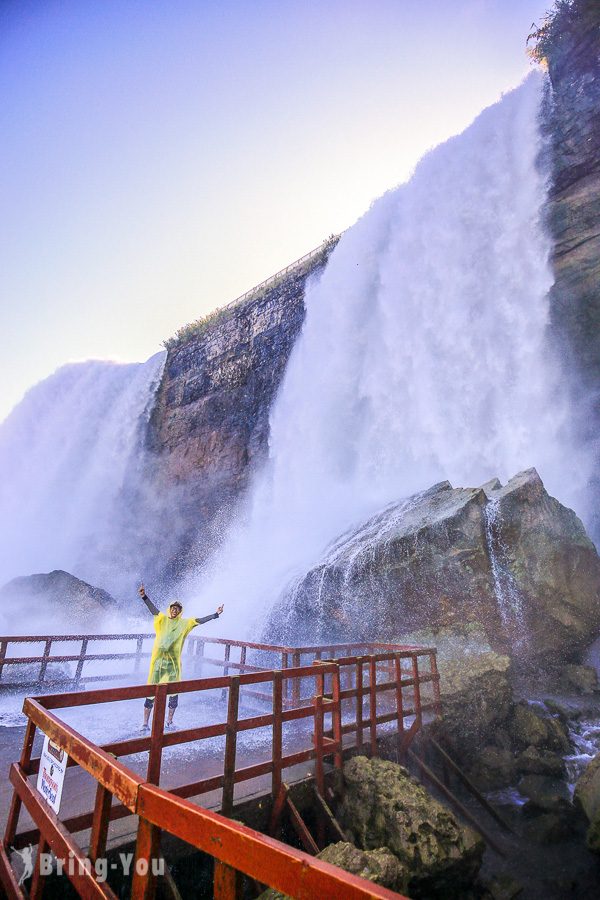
[543,697,583,722]
[508,702,571,754]
[560,664,599,694]
[519,775,572,814]
[339,756,484,898]
[469,746,516,791]
[483,873,523,899]
[574,752,600,853]
[434,652,513,762]
[318,842,407,891]
[523,812,573,845]
[514,746,566,778]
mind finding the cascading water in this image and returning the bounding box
[483,497,526,639]
[0,352,165,611]
[190,72,592,638]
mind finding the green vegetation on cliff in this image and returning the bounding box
[164,235,339,351]
[527,0,599,71]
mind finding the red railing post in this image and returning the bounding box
[38,639,52,684]
[355,658,364,751]
[214,859,243,899]
[272,671,283,799]
[412,653,422,727]
[369,656,377,757]
[0,639,7,681]
[394,654,405,756]
[430,651,441,716]
[134,636,144,675]
[28,837,48,900]
[4,718,37,848]
[146,685,166,786]
[89,782,113,864]
[131,816,160,900]
[222,677,240,817]
[292,651,301,705]
[331,666,343,773]
[74,637,88,686]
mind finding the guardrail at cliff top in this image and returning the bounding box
[165,233,340,349]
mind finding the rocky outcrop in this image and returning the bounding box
[339,756,484,898]
[543,4,600,539]
[317,843,405,891]
[146,243,336,580]
[257,842,405,899]
[0,570,117,629]
[269,469,600,661]
[434,651,513,762]
[574,751,600,852]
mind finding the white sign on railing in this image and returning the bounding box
[36,734,68,813]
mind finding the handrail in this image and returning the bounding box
[222,234,339,311]
[1,647,438,898]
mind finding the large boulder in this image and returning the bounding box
[339,756,484,898]
[0,569,118,632]
[267,469,600,663]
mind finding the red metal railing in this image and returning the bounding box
[1,643,439,898]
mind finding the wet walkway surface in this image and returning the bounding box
[0,687,314,854]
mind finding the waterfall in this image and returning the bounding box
[484,497,525,638]
[0,353,165,600]
[190,71,592,639]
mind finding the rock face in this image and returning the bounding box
[434,651,514,763]
[269,469,600,662]
[543,6,600,539]
[574,752,600,852]
[317,843,405,891]
[146,243,336,579]
[0,570,118,630]
[339,756,484,898]
[257,842,404,898]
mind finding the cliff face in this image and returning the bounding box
[544,9,600,538]
[147,245,336,576]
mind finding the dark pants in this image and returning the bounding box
[144,695,178,710]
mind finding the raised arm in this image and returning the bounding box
[138,584,159,616]
[195,604,224,625]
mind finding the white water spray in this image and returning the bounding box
[191,73,591,638]
[484,497,525,635]
[0,353,165,605]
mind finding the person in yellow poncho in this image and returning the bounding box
[139,584,224,729]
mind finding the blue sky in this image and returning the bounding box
[0,0,551,422]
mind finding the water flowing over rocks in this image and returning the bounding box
[268,469,600,663]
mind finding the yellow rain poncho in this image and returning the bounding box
[147,612,198,685]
